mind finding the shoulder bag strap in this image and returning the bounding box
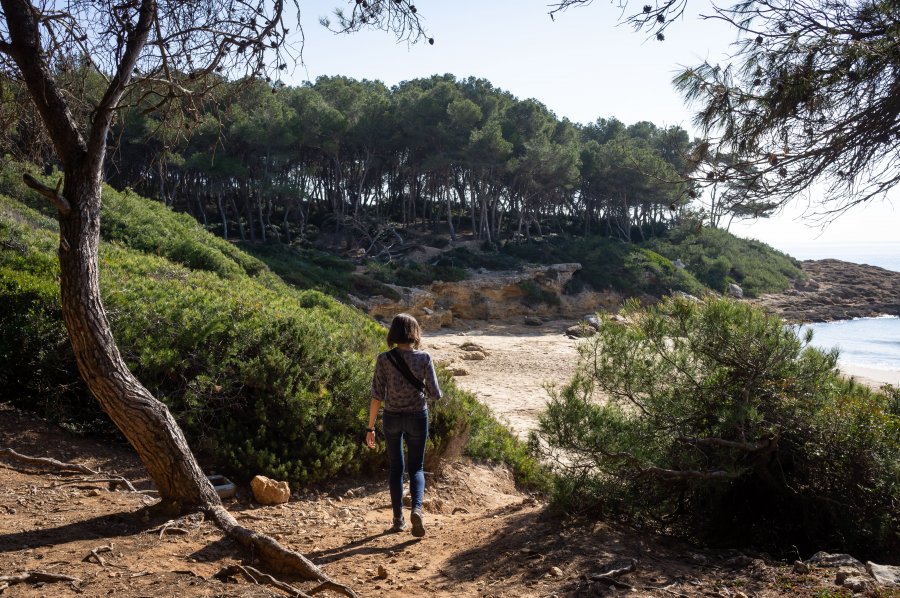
[385,349,426,393]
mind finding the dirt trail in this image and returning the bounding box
[3,400,863,598]
[2,317,895,598]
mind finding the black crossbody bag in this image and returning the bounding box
[385,348,426,393]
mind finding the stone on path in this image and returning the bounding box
[250,475,291,505]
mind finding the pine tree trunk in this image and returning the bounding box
[57,165,220,509]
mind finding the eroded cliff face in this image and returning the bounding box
[355,263,623,329]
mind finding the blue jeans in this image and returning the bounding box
[382,409,428,519]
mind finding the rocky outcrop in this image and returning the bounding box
[361,263,623,329]
[755,259,900,322]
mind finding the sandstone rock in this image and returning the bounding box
[728,283,744,298]
[565,324,596,338]
[376,564,389,579]
[867,562,900,586]
[795,277,820,291]
[250,475,290,505]
[459,342,489,354]
[524,315,542,326]
[548,566,564,577]
[460,351,486,361]
[447,367,469,376]
[358,260,634,324]
[807,552,864,569]
[792,560,812,574]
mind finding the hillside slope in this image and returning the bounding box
[0,163,538,489]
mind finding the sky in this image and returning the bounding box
[283,1,899,254]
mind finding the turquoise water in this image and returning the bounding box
[779,242,900,373]
[801,317,900,372]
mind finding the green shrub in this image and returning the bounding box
[367,260,469,288]
[0,177,545,490]
[435,247,522,271]
[240,242,357,296]
[648,223,803,297]
[622,248,706,297]
[539,297,899,559]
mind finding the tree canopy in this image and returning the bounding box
[551,0,900,217]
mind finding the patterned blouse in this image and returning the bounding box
[371,349,442,412]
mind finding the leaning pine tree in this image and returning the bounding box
[0,0,427,594]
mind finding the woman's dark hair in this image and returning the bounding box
[386,313,421,348]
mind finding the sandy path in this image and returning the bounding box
[425,320,581,439]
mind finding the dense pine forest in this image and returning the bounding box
[4,72,725,247]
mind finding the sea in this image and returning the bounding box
[778,241,900,374]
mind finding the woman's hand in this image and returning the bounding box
[365,429,376,449]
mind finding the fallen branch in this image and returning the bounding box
[0,570,80,590]
[83,545,114,567]
[590,558,637,588]
[1,447,96,474]
[22,174,71,214]
[53,477,138,492]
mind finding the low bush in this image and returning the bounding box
[504,236,706,297]
[539,297,899,560]
[435,247,522,272]
[367,259,469,288]
[0,171,545,490]
[648,222,803,297]
[239,242,357,296]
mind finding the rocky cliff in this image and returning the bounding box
[353,263,623,329]
[755,259,900,322]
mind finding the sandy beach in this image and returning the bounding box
[427,322,899,439]
[839,363,900,389]
[426,320,580,439]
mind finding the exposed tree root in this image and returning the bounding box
[215,564,311,597]
[208,505,359,598]
[0,447,136,491]
[146,512,205,538]
[588,559,637,590]
[0,570,80,592]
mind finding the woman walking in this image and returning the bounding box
[367,313,442,537]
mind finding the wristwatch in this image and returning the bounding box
[366,427,375,433]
